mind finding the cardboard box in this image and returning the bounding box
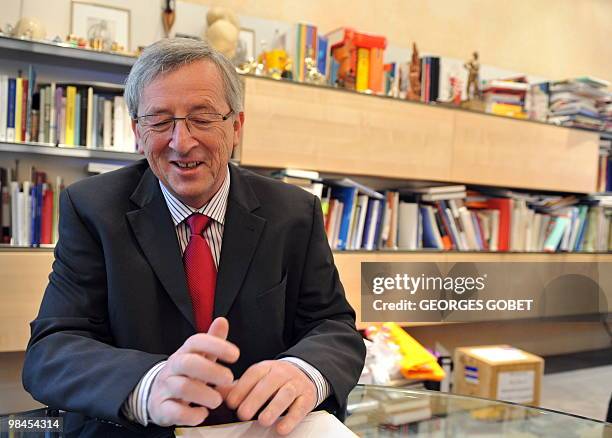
[453,345,544,406]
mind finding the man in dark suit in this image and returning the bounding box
[22,38,365,437]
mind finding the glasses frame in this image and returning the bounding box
[134,110,234,136]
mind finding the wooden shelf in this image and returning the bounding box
[240,76,600,193]
[0,141,142,161]
[333,251,612,330]
[2,250,611,351]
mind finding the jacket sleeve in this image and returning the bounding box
[277,195,366,416]
[22,187,168,431]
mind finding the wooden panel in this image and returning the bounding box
[333,252,612,329]
[0,252,53,352]
[241,77,455,181]
[450,112,599,193]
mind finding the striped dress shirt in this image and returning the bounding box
[122,166,330,426]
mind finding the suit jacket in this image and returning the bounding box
[23,160,365,437]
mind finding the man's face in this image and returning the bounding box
[133,60,244,208]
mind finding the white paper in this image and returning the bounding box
[175,411,358,438]
[469,347,528,363]
[496,370,535,403]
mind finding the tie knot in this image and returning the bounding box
[186,213,211,236]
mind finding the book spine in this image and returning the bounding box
[355,48,370,92]
[49,83,56,144]
[15,78,23,142]
[20,78,28,141]
[0,75,7,141]
[25,66,35,142]
[65,86,76,145]
[6,78,16,142]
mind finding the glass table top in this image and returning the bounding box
[1,385,610,437]
[347,385,611,437]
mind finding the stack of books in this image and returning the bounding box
[481,78,529,119]
[548,77,610,130]
[326,27,387,93]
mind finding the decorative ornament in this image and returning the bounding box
[12,17,46,40]
[304,57,326,85]
[205,7,239,59]
[162,0,176,38]
[407,42,421,101]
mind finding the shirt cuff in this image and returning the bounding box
[121,361,166,426]
[280,357,331,407]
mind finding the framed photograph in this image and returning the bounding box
[71,1,130,51]
[234,28,255,64]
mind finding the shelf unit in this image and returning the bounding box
[1,35,611,356]
[2,248,611,352]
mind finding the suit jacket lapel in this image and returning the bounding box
[126,167,196,330]
[215,164,266,318]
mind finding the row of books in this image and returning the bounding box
[0,166,63,246]
[0,68,135,151]
[274,170,612,253]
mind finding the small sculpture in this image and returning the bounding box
[304,57,326,85]
[464,51,481,101]
[162,0,176,38]
[12,17,46,40]
[236,58,264,76]
[205,7,239,59]
[406,42,421,101]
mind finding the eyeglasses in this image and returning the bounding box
[135,110,233,137]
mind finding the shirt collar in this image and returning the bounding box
[159,166,230,227]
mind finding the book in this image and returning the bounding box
[175,411,357,437]
[15,77,23,142]
[0,75,7,141]
[368,47,384,94]
[397,202,419,250]
[6,78,16,141]
[355,47,369,92]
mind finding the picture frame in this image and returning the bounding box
[235,28,255,64]
[70,1,131,51]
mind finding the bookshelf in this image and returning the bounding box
[0,37,610,355]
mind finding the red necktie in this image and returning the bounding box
[183,213,216,332]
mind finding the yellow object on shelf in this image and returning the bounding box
[382,322,446,381]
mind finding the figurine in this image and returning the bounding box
[406,42,421,101]
[464,51,481,101]
[162,0,176,38]
[304,57,326,85]
[205,7,239,59]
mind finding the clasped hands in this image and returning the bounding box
[147,317,317,435]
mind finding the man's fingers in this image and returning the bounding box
[204,317,230,362]
[225,362,271,410]
[170,353,234,386]
[257,382,299,427]
[156,399,208,427]
[215,382,236,400]
[207,317,229,339]
[235,372,285,421]
[276,395,312,436]
[165,375,223,409]
[178,334,239,364]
